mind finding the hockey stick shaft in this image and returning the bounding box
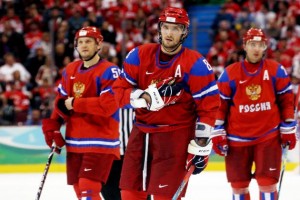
[35,144,56,200]
[277,145,289,200]
[277,85,300,199]
[172,165,195,200]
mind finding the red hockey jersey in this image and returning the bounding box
[113,43,220,133]
[52,59,120,158]
[217,59,294,146]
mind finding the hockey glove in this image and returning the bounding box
[211,125,228,156]
[153,77,183,105]
[280,121,297,150]
[42,118,65,154]
[130,89,148,109]
[145,77,183,111]
[186,139,212,175]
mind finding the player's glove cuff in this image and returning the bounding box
[195,122,213,138]
[211,124,228,156]
[144,85,165,111]
[186,139,212,175]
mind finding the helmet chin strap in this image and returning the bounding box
[81,51,98,61]
[75,47,100,62]
[161,41,182,54]
[160,33,186,54]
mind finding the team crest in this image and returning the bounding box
[73,82,85,98]
[150,79,162,85]
[246,84,261,101]
[150,77,175,86]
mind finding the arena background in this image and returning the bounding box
[0,126,299,173]
[0,0,300,175]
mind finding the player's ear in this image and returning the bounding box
[97,41,102,52]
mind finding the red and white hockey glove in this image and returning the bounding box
[280,121,297,150]
[42,118,65,154]
[130,77,183,111]
[145,77,183,111]
[186,139,212,175]
[153,77,183,105]
[211,125,228,156]
[130,89,147,108]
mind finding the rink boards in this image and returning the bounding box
[0,126,299,173]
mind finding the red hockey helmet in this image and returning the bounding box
[243,28,267,44]
[158,7,190,28]
[74,26,103,46]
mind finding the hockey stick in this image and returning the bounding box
[277,84,300,199]
[172,165,195,200]
[35,144,57,200]
[277,144,289,200]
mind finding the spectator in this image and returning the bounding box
[23,4,43,32]
[68,6,86,38]
[35,56,57,86]
[85,9,103,28]
[24,21,43,50]
[0,21,28,63]
[30,32,52,58]
[0,34,12,65]
[0,53,31,84]
[101,21,117,45]
[25,47,46,87]
[1,80,30,125]
[25,108,42,125]
[54,43,68,69]
[0,6,23,33]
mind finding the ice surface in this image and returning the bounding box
[1,170,300,200]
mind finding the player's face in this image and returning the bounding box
[160,22,185,50]
[244,40,267,63]
[77,37,100,60]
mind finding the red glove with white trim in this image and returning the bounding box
[42,118,65,154]
[131,77,184,111]
[280,121,297,150]
[145,77,183,111]
[153,77,184,105]
[211,125,228,156]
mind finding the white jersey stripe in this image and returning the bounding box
[193,85,218,99]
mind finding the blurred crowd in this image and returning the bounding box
[207,0,300,82]
[2,0,300,126]
[0,0,183,125]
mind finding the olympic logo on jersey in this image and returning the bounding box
[246,84,261,101]
[73,82,85,98]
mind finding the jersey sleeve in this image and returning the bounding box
[215,69,232,122]
[188,57,220,126]
[73,65,120,117]
[112,47,140,108]
[275,65,294,120]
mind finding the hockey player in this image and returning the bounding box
[41,26,120,200]
[212,28,297,200]
[112,7,220,200]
